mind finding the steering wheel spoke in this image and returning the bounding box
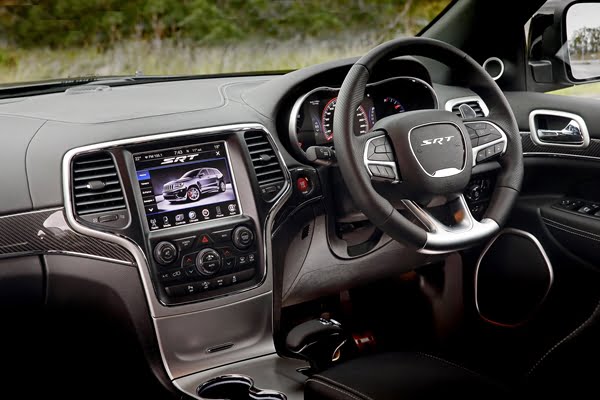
[363,133,400,183]
[402,195,499,254]
[464,119,508,166]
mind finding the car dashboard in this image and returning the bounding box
[0,57,501,395]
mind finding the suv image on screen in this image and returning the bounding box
[162,167,226,203]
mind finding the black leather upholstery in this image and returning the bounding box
[304,352,509,400]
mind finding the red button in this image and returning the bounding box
[199,234,212,245]
[297,177,310,194]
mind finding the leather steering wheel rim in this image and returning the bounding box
[333,37,523,253]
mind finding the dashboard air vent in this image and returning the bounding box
[451,100,486,118]
[244,131,286,201]
[72,152,126,216]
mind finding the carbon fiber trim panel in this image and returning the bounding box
[0,208,135,265]
[521,132,600,159]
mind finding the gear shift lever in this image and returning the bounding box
[285,318,346,374]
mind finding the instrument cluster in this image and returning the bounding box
[289,77,438,161]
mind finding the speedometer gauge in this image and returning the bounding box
[382,97,405,115]
[321,97,369,141]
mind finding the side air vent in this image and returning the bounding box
[72,152,126,216]
[449,99,487,118]
[244,131,286,201]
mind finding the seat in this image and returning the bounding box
[304,352,509,400]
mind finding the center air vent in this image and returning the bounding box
[72,152,126,216]
[244,131,286,201]
[450,99,487,118]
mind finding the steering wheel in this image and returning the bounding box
[334,37,523,253]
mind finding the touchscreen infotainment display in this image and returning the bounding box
[133,141,241,231]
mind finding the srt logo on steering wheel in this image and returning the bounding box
[421,135,454,146]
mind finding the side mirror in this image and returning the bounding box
[528,1,600,84]
[565,2,600,81]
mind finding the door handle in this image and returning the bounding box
[536,120,584,144]
[529,110,590,148]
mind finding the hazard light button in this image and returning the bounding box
[198,233,213,246]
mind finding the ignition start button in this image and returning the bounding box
[297,177,311,195]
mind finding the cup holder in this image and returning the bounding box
[197,375,287,400]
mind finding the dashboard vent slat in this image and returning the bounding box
[244,131,286,202]
[451,100,486,118]
[72,152,126,216]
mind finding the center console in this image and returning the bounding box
[131,141,261,305]
[64,123,290,380]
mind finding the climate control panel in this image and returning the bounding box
[148,217,260,305]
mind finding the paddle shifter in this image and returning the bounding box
[285,318,346,374]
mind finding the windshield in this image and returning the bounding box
[0,1,451,84]
[182,169,201,178]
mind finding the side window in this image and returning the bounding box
[527,0,600,99]
[198,169,207,177]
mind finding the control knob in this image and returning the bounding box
[154,241,178,266]
[196,248,221,276]
[232,226,254,250]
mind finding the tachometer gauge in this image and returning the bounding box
[321,97,369,141]
[382,97,405,115]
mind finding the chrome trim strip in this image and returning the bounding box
[465,120,507,167]
[523,152,600,162]
[528,109,590,148]
[62,123,292,379]
[482,57,504,81]
[289,76,439,161]
[444,96,490,117]
[474,228,554,327]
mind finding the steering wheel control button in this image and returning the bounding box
[211,229,232,242]
[174,236,196,251]
[196,248,221,276]
[232,226,254,249]
[154,241,178,266]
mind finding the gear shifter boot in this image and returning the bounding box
[285,318,345,374]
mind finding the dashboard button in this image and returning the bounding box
[197,280,212,291]
[198,234,213,246]
[181,254,196,268]
[237,255,248,266]
[212,277,226,288]
[184,266,197,277]
[248,253,256,263]
[165,285,185,297]
[212,229,232,242]
[222,257,235,272]
[175,236,196,251]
